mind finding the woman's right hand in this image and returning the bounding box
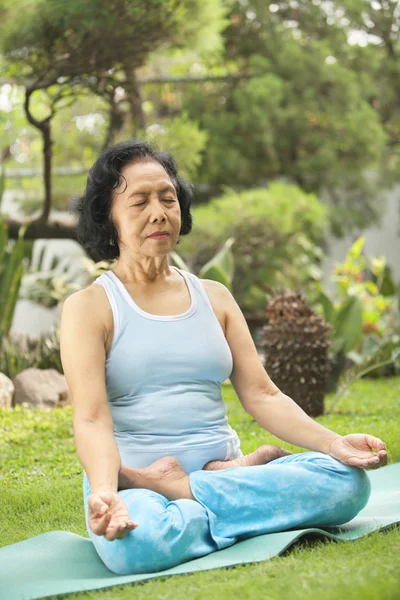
[87,491,138,541]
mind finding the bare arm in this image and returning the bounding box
[60,288,121,494]
[206,279,386,468]
[244,390,340,453]
[209,280,340,453]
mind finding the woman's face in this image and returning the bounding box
[110,159,181,259]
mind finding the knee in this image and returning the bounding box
[340,463,371,517]
[302,453,371,525]
[83,486,178,575]
[322,457,371,525]
[90,525,174,575]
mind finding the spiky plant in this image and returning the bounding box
[259,289,332,417]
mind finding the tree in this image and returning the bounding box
[0,0,226,239]
[170,0,397,235]
[2,0,399,239]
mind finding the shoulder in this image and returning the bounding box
[200,278,233,301]
[61,282,112,338]
[198,278,238,324]
[201,278,245,321]
[200,279,232,298]
[62,281,106,311]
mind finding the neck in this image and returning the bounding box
[112,255,174,285]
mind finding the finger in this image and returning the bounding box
[378,451,388,466]
[105,520,138,541]
[363,455,387,469]
[90,502,109,518]
[92,509,109,520]
[364,460,385,470]
[366,453,386,466]
[370,449,388,467]
[365,435,386,452]
[104,527,136,542]
[90,513,112,535]
[90,521,107,535]
[104,520,121,541]
[93,511,112,525]
[104,530,118,541]
[107,519,138,531]
[345,455,383,469]
[109,519,138,531]
[126,520,139,528]
[115,523,139,540]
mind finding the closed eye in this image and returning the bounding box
[133,199,176,206]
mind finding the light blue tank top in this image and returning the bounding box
[93,265,241,473]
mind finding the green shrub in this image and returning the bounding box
[179,181,329,312]
[311,237,400,392]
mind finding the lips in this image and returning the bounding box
[148,232,169,238]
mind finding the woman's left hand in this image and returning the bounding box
[327,434,388,469]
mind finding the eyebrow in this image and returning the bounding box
[128,185,176,199]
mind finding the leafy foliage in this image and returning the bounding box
[179,181,329,311]
[136,114,208,180]
[0,0,226,78]
[315,236,399,352]
[312,235,400,392]
[1,0,399,237]
[179,15,389,232]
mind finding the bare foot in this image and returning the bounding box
[202,444,292,471]
[118,456,195,501]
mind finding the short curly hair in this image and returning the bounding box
[70,139,194,262]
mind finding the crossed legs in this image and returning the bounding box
[83,451,371,575]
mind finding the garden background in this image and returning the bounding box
[1,1,400,599]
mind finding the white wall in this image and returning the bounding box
[321,183,400,294]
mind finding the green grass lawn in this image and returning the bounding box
[1,376,400,600]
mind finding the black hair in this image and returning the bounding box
[70,139,194,261]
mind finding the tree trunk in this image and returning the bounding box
[4,218,76,240]
[102,90,126,150]
[41,119,53,222]
[124,67,146,134]
[23,89,54,223]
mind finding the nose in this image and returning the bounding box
[149,197,167,221]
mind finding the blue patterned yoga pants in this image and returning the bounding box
[82,451,371,575]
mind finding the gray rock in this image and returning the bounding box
[0,373,14,409]
[12,368,70,409]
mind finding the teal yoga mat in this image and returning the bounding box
[1,462,399,600]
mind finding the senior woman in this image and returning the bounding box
[60,139,387,576]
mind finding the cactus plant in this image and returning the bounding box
[259,289,332,417]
